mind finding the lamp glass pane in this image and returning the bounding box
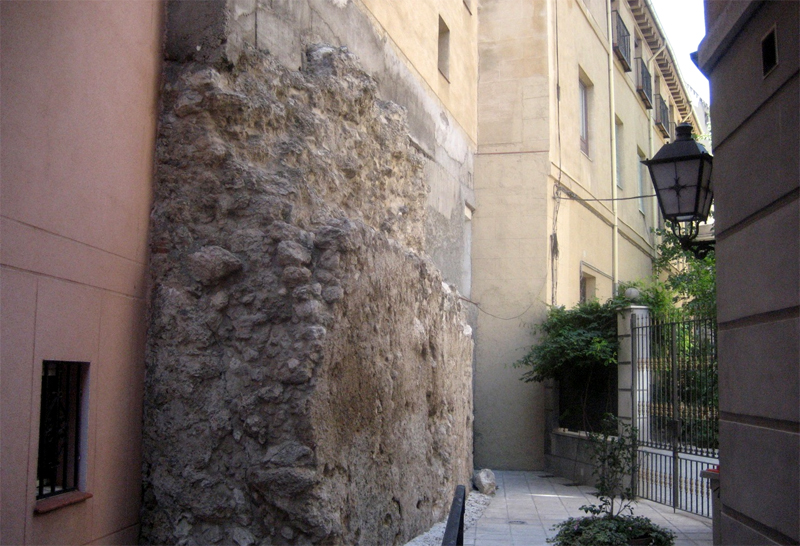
[675,158,702,216]
[650,158,704,221]
[649,162,679,217]
[698,157,713,219]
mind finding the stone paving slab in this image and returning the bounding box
[464,471,712,546]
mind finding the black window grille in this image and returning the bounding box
[36,361,86,500]
[612,11,632,72]
[636,57,653,109]
[654,94,670,138]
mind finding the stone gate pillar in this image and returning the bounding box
[617,305,650,438]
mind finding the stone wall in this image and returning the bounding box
[698,2,799,543]
[546,431,595,486]
[141,45,473,545]
[164,0,477,298]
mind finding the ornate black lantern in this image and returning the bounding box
[642,123,714,258]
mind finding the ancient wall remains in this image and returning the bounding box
[141,45,473,545]
[164,0,477,298]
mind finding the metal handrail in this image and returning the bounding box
[441,485,466,546]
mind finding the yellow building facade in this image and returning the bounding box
[473,0,699,469]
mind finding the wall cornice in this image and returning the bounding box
[627,0,695,124]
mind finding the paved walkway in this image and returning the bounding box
[464,471,713,546]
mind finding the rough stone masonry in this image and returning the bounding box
[141,45,474,545]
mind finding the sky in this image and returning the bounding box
[648,0,711,105]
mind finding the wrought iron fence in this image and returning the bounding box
[632,313,718,517]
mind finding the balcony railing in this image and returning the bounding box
[612,11,632,72]
[654,94,670,138]
[636,57,653,109]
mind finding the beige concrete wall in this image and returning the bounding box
[563,202,615,306]
[473,0,553,470]
[698,2,799,543]
[546,0,662,309]
[472,152,551,469]
[613,58,658,246]
[0,2,162,544]
[617,234,656,285]
[554,0,674,308]
[557,0,613,202]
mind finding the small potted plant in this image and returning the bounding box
[548,416,675,546]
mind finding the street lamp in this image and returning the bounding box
[642,123,714,259]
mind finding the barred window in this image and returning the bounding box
[36,361,88,500]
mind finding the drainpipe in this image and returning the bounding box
[649,45,665,252]
[606,0,619,291]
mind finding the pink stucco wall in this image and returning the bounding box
[0,2,163,543]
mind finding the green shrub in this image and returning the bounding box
[583,416,637,518]
[515,299,618,384]
[548,416,675,546]
[515,300,619,431]
[549,515,675,546]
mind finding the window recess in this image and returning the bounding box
[438,16,450,81]
[761,26,778,77]
[579,79,590,155]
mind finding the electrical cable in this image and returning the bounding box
[458,296,535,321]
[561,193,657,202]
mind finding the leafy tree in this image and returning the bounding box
[653,221,716,317]
[515,300,619,431]
[516,300,618,384]
[613,278,676,320]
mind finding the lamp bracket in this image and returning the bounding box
[669,221,715,260]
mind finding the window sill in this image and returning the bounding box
[34,491,93,515]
